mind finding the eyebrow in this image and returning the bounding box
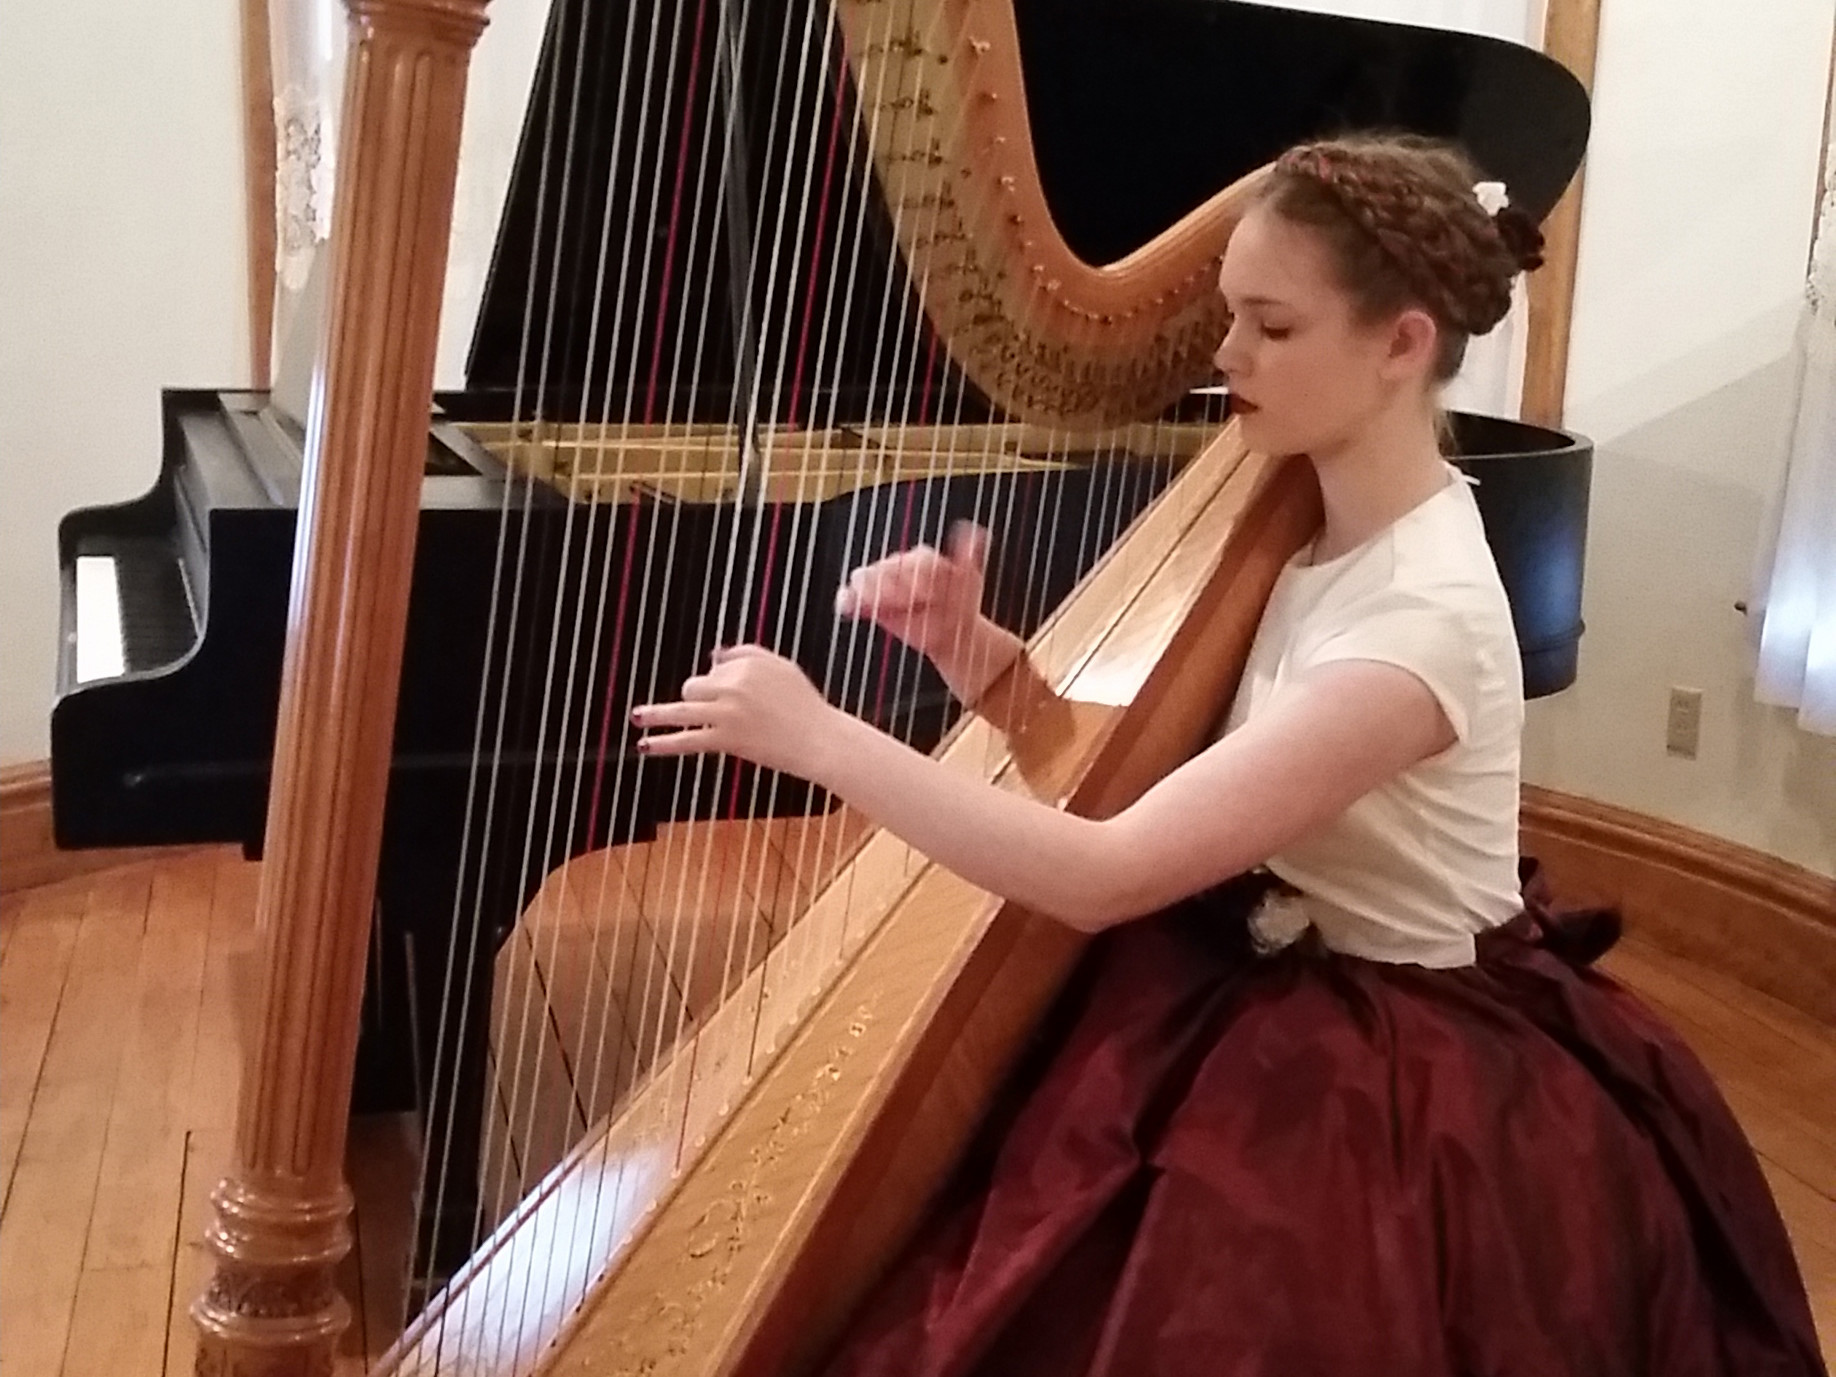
[1219,293,1291,311]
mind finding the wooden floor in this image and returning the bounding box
[1,848,1833,1375]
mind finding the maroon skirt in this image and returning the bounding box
[820,865,1826,1377]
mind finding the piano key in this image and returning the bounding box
[116,542,196,670]
[75,555,125,683]
[74,540,197,682]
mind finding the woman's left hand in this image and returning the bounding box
[632,645,842,782]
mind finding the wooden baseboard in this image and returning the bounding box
[1522,784,1836,1025]
[0,762,211,897]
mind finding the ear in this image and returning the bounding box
[1383,308,1441,379]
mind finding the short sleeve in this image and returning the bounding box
[1302,588,1482,743]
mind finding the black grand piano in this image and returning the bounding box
[51,0,1590,1279]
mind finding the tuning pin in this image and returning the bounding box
[969,36,991,55]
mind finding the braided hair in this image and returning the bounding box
[1259,135,1547,381]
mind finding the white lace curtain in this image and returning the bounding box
[1753,113,1836,736]
[269,0,347,368]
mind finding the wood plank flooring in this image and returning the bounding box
[1,848,1831,1375]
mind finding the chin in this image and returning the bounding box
[1235,410,1297,455]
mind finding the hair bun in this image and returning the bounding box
[1493,205,1547,274]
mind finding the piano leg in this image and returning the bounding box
[352,910,420,1116]
[371,848,497,1288]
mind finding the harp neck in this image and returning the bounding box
[836,0,1259,429]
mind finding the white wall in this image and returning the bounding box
[1522,0,1836,876]
[0,0,543,769]
[438,1,551,388]
[1260,0,1531,42]
[0,0,251,763]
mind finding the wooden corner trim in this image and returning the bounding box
[0,760,49,796]
[1523,784,1836,916]
[1521,783,1836,1024]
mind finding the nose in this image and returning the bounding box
[1213,320,1245,379]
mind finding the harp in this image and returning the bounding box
[188,1,1588,1372]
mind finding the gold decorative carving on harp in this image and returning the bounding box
[193,0,1322,1372]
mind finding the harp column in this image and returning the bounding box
[192,0,488,1372]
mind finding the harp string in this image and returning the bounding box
[708,0,954,1095]
[425,0,1216,1354]
[711,2,945,1075]
[514,0,848,1263]
[414,0,610,1319]
[739,0,928,1061]
[474,0,703,1322]
[612,0,837,1159]
[579,0,764,1184]
[627,0,833,1170]
[567,0,764,1176]
[476,0,746,1344]
[494,0,705,1299]
[712,0,1012,1085]
[468,4,658,1350]
[703,24,856,1069]
[524,0,727,1244]
[818,0,1026,971]
[733,0,1014,1074]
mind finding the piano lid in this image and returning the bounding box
[459,0,1587,423]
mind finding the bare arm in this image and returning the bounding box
[636,650,1455,932]
[923,613,1029,708]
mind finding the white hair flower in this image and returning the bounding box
[1474,180,1511,216]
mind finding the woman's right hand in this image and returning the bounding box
[835,520,990,662]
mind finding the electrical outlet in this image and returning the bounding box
[1666,687,1703,759]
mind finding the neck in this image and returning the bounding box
[1304,397,1449,563]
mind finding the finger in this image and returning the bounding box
[901,547,948,596]
[947,520,990,573]
[634,726,719,757]
[840,565,877,615]
[845,565,918,619]
[855,543,937,588]
[872,562,924,614]
[630,701,716,729]
[710,643,771,665]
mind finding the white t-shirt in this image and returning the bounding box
[1220,466,1525,967]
